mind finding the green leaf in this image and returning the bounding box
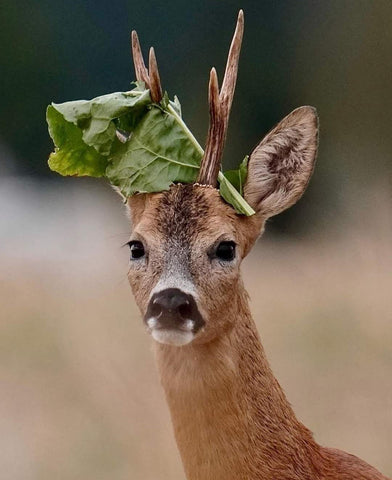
[46,82,255,216]
[51,88,151,155]
[106,106,202,196]
[160,91,170,109]
[218,157,255,216]
[170,96,182,117]
[47,105,108,177]
[221,155,249,195]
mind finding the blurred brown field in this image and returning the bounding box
[0,181,391,480]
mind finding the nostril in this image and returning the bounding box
[150,299,163,317]
[178,300,191,319]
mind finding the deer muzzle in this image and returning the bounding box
[144,288,205,346]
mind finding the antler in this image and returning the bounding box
[131,31,163,103]
[197,10,244,186]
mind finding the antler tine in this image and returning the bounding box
[197,68,222,185]
[149,47,163,103]
[220,9,244,119]
[131,30,150,86]
[198,10,244,186]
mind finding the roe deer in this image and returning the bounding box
[125,10,390,480]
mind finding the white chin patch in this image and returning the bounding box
[151,329,195,346]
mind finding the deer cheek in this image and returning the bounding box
[127,273,149,314]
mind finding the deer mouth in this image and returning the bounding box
[144,288,205,346]
[148,324,196,346]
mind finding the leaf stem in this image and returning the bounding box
[166,104,204,156]
[218,171,256,216]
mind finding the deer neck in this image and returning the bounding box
[155,283,322,480]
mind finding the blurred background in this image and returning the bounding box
[1,0,391,478]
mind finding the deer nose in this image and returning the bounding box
[144,288,204,336]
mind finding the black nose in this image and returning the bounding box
[145,288,204,332]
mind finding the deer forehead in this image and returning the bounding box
[130,184,241,247]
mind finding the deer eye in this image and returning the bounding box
[128,240,145,260]
[215,241,236,261]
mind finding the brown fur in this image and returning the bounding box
[156,302,388,480]
[125,108,389,480]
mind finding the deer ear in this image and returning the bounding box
[243,106,318,218]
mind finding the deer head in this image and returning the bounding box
[126,11,318,347]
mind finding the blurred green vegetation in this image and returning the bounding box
[1,0,391,233]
